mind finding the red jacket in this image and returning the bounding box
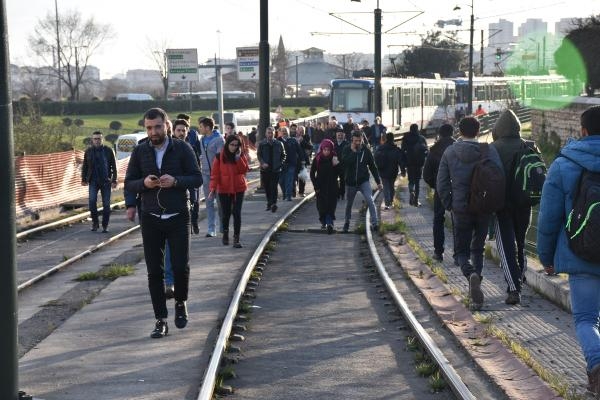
[209,152,248,194]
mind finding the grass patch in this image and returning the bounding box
[74,264,134,281]
[430,265,448,284]
[484,324,575,398]
[429,371,446,392]
[380,215,407,234]
[278,221,289,231]
[355,223,366,234]
[415,361,437,377]
[264,241,276,252]
[406,335,421,352]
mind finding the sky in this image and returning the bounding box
[6,0,600,80]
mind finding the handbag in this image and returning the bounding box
[298,166,310,182]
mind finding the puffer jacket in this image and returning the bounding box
[436,138,503,213]
[537,135,600,274]
[124,137,202,215]
[341,144,381,187]
[209,152,249,194]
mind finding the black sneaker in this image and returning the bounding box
[343,222,350,233]
[165,285,174,299]
[102,226,109,233]
[469,273,484,310]
[174,301,188,329]
[433,253,443,262]
[150,319,168,338]
[327,224,334,234]
[91,223,99,232]
[372,224,379,232]
[271,204,278,213]
[505,291,521,305]
[191,223,200,235]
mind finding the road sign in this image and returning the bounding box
[166,48,199,82]
[522,53,537,61]
[237,47,259,81]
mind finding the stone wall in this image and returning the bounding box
[531,96,600,146]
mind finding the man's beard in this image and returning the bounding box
[150,134,166,146]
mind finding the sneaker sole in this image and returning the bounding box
[175,317,188,329]
[469,273,484,306]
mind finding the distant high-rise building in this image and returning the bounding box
[518,18,548,39]
[488,19,514,48]
[555,18,578,38]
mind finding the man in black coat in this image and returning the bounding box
[125,108,202,339]
[82,130,117,232]
[423,124,456,262]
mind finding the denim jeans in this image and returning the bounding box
[452,211,490,278]
[569,274,600,372]
[164,240,173,286]
[433,191,446,256]
[279,165,295,200]
[344,181,378,227]
[202,173,220,234]
[141,211,190,319]
[89,181,112,227]
[381,177,395,206]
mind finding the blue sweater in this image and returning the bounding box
[537,135,600,274]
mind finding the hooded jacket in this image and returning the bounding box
[436,138,503,213]
[537,135,600,274]
[423,135,456,189]
[341,144,381,187]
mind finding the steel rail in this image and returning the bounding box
[365,190,476,400]
[197,193,316,400]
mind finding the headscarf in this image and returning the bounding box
[315,138,336,169]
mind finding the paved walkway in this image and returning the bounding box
[390,178,589,397]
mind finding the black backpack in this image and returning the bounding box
[405,137,428,167]
[562,154,600,263]
[468,143,506,214]
[510,140,547,207]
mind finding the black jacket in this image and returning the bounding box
[422,136,456,189]
[124,137,202,215]
[82,145,117,184]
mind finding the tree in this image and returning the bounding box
[147,39,170,101]
[555,15,600,96]
[28,9,113,101]
[334,53,369,78]
[19,67,51,101]
[399,31,467,78]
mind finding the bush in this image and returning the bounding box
[74,119,85,127]
[138,119,144,127]
[62,117,73,127]
[104,133,119,144]
[109,120,122,131]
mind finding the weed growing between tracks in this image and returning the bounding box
[75,263,135,281]
[406,335,447,393]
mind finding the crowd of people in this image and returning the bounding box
[85,105,600,394]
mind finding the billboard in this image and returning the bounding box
[237,47,259,81]
[166,48,199,82]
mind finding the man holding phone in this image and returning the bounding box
[125,108,202,339]
[341,130,383,233]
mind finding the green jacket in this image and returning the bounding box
[341,144,381,187]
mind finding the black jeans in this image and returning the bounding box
[407,166,423,201]
[261,169,280,207]
[219,192,245,236]
[433,190,446,256]
[141,211,190,320]
[453,211,490,278]
[494,206,531,292]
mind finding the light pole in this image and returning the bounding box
[295,55,299,97]
[454,0,474,115]
[54,0,62,100]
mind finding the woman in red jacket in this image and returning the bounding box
[209,134,249,248]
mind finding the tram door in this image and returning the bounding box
[396,86,402,128]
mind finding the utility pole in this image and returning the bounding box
[480,30,484,75]
[54,0,61,100]
[374,1,382,119]
[295,55,299,97]
[0,0,19,398]
[258,0,270,142]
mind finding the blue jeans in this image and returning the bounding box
[570,274,600,372]
[344,181,378,227]
[89,181,112,227]
[202,173,220,234]
[278,165,295,200]
[164,240,173,286]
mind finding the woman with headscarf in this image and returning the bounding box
[310,139,341,234]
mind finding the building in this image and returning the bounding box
[285,47,347,97]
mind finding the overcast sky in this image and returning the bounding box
[6,0,599,79]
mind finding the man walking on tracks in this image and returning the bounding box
[82,130,117,233]
[341,130,383,233]
[537,105,600,393]
[257,126,286,212]
[436,117,503,311]
[198,117,224,237]
[125,108,202,339]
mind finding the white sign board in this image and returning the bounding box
[237,47,259,81]
[166,48,199,82]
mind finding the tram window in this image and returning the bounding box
[434,88,443,105]
[331,87,370,112]
[474,86,485,101]
[387,90,395,108]
[402,88,410,108]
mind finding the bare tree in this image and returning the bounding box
[29,9,113,101]
[20,67,51,101]
[334,53,368,78]
[146,39,170,100]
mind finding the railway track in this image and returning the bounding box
[197,191,499,399]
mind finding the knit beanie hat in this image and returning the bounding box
[493,109,521,138]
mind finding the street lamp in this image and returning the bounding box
[454,0,474,115]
